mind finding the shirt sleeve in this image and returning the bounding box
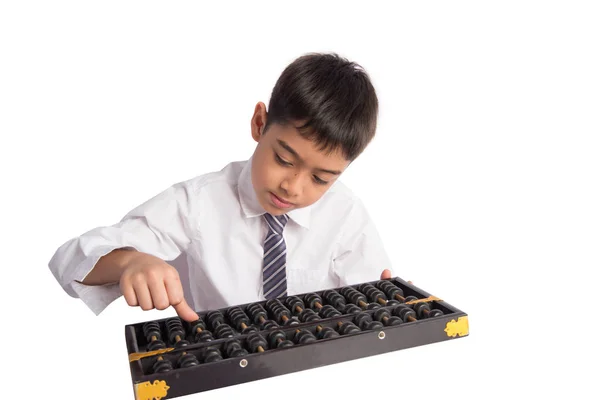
[332,196,393,286]
[48,180,199,315]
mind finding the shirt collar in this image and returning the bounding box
[237,157,312,229]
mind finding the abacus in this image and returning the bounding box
[125,277,468,400]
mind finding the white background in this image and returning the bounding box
[1,1,599,399]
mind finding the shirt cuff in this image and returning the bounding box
[70,281,123,315]
[66,245,137,315]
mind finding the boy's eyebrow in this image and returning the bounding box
[277,139,342,175]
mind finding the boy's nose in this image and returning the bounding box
[280,174,302,197]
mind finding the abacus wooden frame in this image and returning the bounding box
[124,277,468,399]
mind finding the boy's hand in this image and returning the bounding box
[119,252,199,322]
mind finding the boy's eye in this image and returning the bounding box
[275,153,292,166]
[313,175,328,185]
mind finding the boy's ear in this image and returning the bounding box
[251,102,268,142]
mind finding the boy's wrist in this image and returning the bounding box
[112,247,141,273]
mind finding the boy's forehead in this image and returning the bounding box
[268,123,350,171]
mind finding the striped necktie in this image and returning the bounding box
[262,213,289,299]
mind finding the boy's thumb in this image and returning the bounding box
[173,299,199,322]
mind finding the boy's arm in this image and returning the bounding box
[332,197,393,285]
[48,181,199,315]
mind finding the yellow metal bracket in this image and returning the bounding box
[444,316,469,337]
[135,380,170,400]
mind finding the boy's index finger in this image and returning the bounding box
[173,299,199,322]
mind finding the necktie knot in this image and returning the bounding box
[263,213,289,236]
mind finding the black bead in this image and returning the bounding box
[152,358,173,373]
[338,321,361,335]
[267,330,287,349]
[177,353,200,368]
[317,327,339,340]
[344,304,362,314]
[194,330,214,343]
[202,347,223,363]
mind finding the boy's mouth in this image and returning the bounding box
[269,192,294,209]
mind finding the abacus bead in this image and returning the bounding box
[320,305,341,318]
[206,311,225,328]
[284,296,304,313]
[386,300,401,306]
[147,339,166,351]
[214,324,234,338]
[265,299,279,310]
[348,290,367,305]
[153,358,173,373]
[353,312,372,329]
[203,347,223,363]
[376,280,403,298]
[268,330,287,348]
[299,309,320,322]
[143,321,162,341]
[262,320,279,330]
[178,353,200,368]
[374,308,390,321]
[366,321,384,330]
[429,309,444,318]
[366,303,381,310]
[225,340,248,358]
[392,306,417,322]
[252,311,267,324]
[404,295,418,303]
[227,307,251,330]
[166,319,186,344]
[317,327,339,340]
[386,316,403,326]
[323,290,346,310]
[338,321,361,335]
[294,329,317,344]
[195,330,214,343]
[344,304,362,314]
[278,340,294,348]
[190,319,207,333]
[247,304,267,324]
[247,333,268,353]
[305,293,322,309]
[414,303,430,318]
[242,326,259,334]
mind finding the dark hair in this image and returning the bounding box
[265,53,378,161]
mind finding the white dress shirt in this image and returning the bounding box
[48,158,392,315]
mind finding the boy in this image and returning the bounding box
[48,52,393,323]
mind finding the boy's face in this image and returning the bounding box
[250,102,350,216]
